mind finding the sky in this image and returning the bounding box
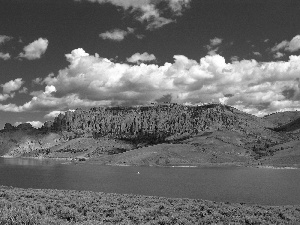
[0,0,300,129]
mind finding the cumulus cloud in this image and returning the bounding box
[0,52,10,60]
[271,35,300,53]
[2,47,300,116]
[1,78,24,94]
[77,0,191,30]
[99,28,135,41]
[14,121,43,129]
[19,38,49,60]
[127,52,156,63]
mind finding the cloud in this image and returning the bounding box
[253,52,262,57]
[206,37,223,55]
[271,35,300,53]
[168,0,191,15]
[77,0,191,30]
[44,85,56,95]
[99,28,135,41]
[271,40,289,52]
[136,4,174,30]
[127,52,156,63]
[19,38,49,60]
[0,35,12,45]
[273,52,285,59]
[75,0,150,9]
[2,47,300,116]
[0,52,10,60]
[14,121,43,129]
[1,78,24,94]
[0,94,10,101]
[19,87,28,94]
[44,110,65,119]
[287,35,300,52]
[209,37,223,47]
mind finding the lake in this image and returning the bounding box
[0,157,299,205]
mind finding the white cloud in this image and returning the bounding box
[271,40,289,52]
[287,35,300,52]
[14,121,43,129]
[0,35,12,45]
[2,47,300,116]
[137,4,174,30]
[75,0,150,9]
[253,51,262,57]
[0,52,10,60]
[44,110,65,119]
[19,38,49,60]
[1,78,24,94]
[206,37,223,55]
[168,0,191,15]
[78,0,191,30]
[99,28,134,41]
[127,52,156,63]
[44,85,56,95]
[273,52,285,59]
[209,37,223,46]
[0,94,10,101]
[271,35,300,53]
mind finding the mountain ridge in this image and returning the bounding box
[0,103,299,167]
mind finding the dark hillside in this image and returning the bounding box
[50,103,275,142]
[264,111,300,127]
[275,117,300,132]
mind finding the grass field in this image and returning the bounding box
[0,186,300,224]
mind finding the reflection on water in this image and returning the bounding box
[0,157,300,205]
[0,157,58,166]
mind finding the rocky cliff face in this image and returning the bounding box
[0,104,286,163]
[49,104,273,141]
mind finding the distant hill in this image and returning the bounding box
[264,111,300,127]
[274,117,300,133]
[1,103,300,167]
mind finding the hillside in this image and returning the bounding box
[1,103,300,167]
[264,111,300,127]
[274,117,300,133]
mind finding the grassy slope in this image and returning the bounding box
[259,140,300,167]
[92,130,252,166]
[0,186,299,224]
[264,111,300,127]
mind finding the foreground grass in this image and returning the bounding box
[0,186,300,224]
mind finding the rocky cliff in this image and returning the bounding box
[1,103,299,167]
[49,103,274,141]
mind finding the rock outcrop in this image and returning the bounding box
[48,104,274,142]
[1,103,299,166]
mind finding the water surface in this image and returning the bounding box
[0,157,299,205]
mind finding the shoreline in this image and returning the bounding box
[2,155,299,169]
